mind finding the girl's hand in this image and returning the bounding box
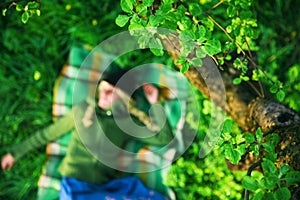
[143,84,159,104]
[1,153,15,171]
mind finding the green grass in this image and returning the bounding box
[0,1,122,199]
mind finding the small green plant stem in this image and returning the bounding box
[244,159,262,200]
[204,0,226,14]
[0,0,22,8]
[244,37,265,98]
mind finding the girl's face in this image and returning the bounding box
[98,81,119,110]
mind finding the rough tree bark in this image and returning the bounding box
[159,33,300,173]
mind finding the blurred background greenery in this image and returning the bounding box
[0,0,299,199]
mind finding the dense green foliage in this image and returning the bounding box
[0,0,299,199]
[114,0,300,198]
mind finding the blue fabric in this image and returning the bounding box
[60,177,168,200]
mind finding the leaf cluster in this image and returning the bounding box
[241,128,300,200]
